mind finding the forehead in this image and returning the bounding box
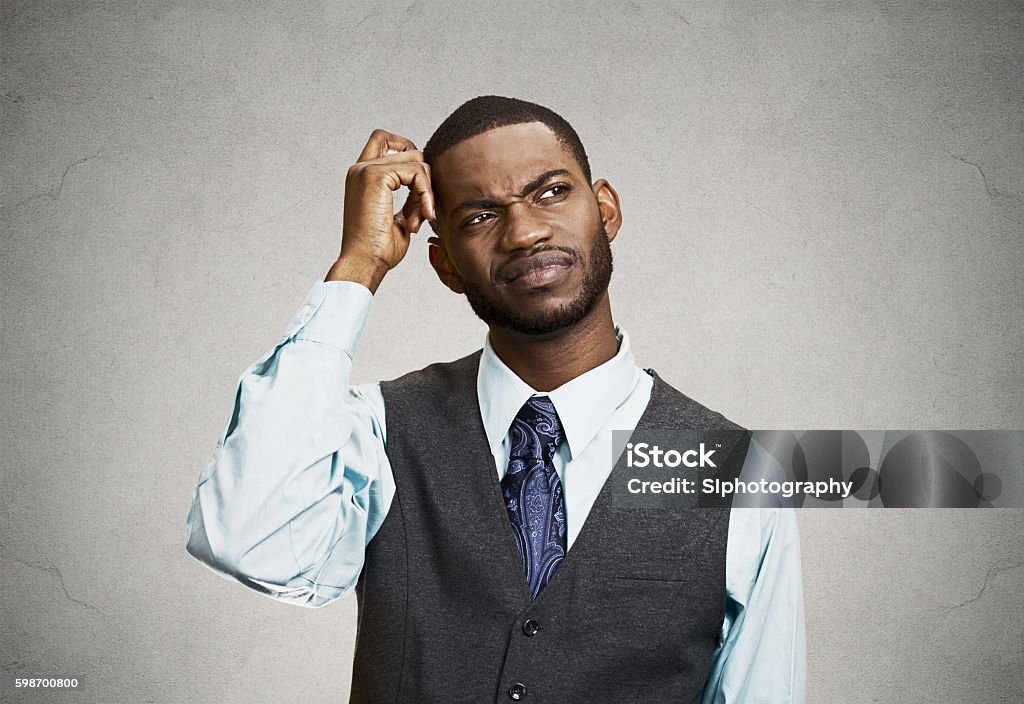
[431,122,584,209]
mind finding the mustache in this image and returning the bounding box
[496,246,582,284]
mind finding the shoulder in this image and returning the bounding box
[646,369,747,432]
[379,349,482,400]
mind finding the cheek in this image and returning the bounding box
[447,245,491,282]
[560,204,597,234]
[553,221,584,248]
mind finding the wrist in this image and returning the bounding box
[324,255,389,294]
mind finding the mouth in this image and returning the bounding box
[497,250,576,289]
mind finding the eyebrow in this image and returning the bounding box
[451,169,571,214]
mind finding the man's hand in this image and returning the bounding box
[325,130,436,293]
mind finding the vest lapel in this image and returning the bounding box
[444,351,536,606]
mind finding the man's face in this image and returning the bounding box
[428,122,621,336]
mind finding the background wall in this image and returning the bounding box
[2,1,1022,702]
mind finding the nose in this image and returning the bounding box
[500,201,553,252]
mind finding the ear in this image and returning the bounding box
[591,179,622,244]
[428,236,466,294]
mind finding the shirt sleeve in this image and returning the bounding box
[184,279,395,608]
[701,445,807,703]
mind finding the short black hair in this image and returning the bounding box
[423,95,592,184]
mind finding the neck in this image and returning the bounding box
[487,294,618,392]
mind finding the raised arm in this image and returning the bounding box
[185,130,435,607]
[184,280,391,607]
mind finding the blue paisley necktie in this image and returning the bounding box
[500,396,567,600]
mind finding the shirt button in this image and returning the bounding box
[508,682,527,700]
[522,619,539,637]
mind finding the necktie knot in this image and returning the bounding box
[510,396,565,462]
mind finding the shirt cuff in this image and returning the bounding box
[281,279,373,357]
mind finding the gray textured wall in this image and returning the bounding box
[2,1,1022,702]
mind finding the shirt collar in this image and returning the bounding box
[477,326,642,460]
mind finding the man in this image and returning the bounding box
[186,96,805,703]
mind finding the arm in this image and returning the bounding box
[702,446,807,702]
[185,280,393,608]
[186,129,435,607]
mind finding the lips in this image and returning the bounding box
[498,250,576,285]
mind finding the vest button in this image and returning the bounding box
[508,683,527,700]
[522,619,540,637]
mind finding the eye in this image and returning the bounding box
[463,212,495,228]
[538,183,571,200]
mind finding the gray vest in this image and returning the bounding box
[351,350,749,703]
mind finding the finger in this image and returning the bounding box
[402,192,423,234]
[405,212,422,235]
[419,163,436,221]
[392,210,406,237]
[411,169,435,222]
[373,162,435,220]
[358,130,416,160]
[401,185,434,234]
[392,211,415,240]
[358,129,418,162]
[369,149,425,165]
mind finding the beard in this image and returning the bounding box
[461,223,613,336]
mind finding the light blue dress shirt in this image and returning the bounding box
[186,280,806,703]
